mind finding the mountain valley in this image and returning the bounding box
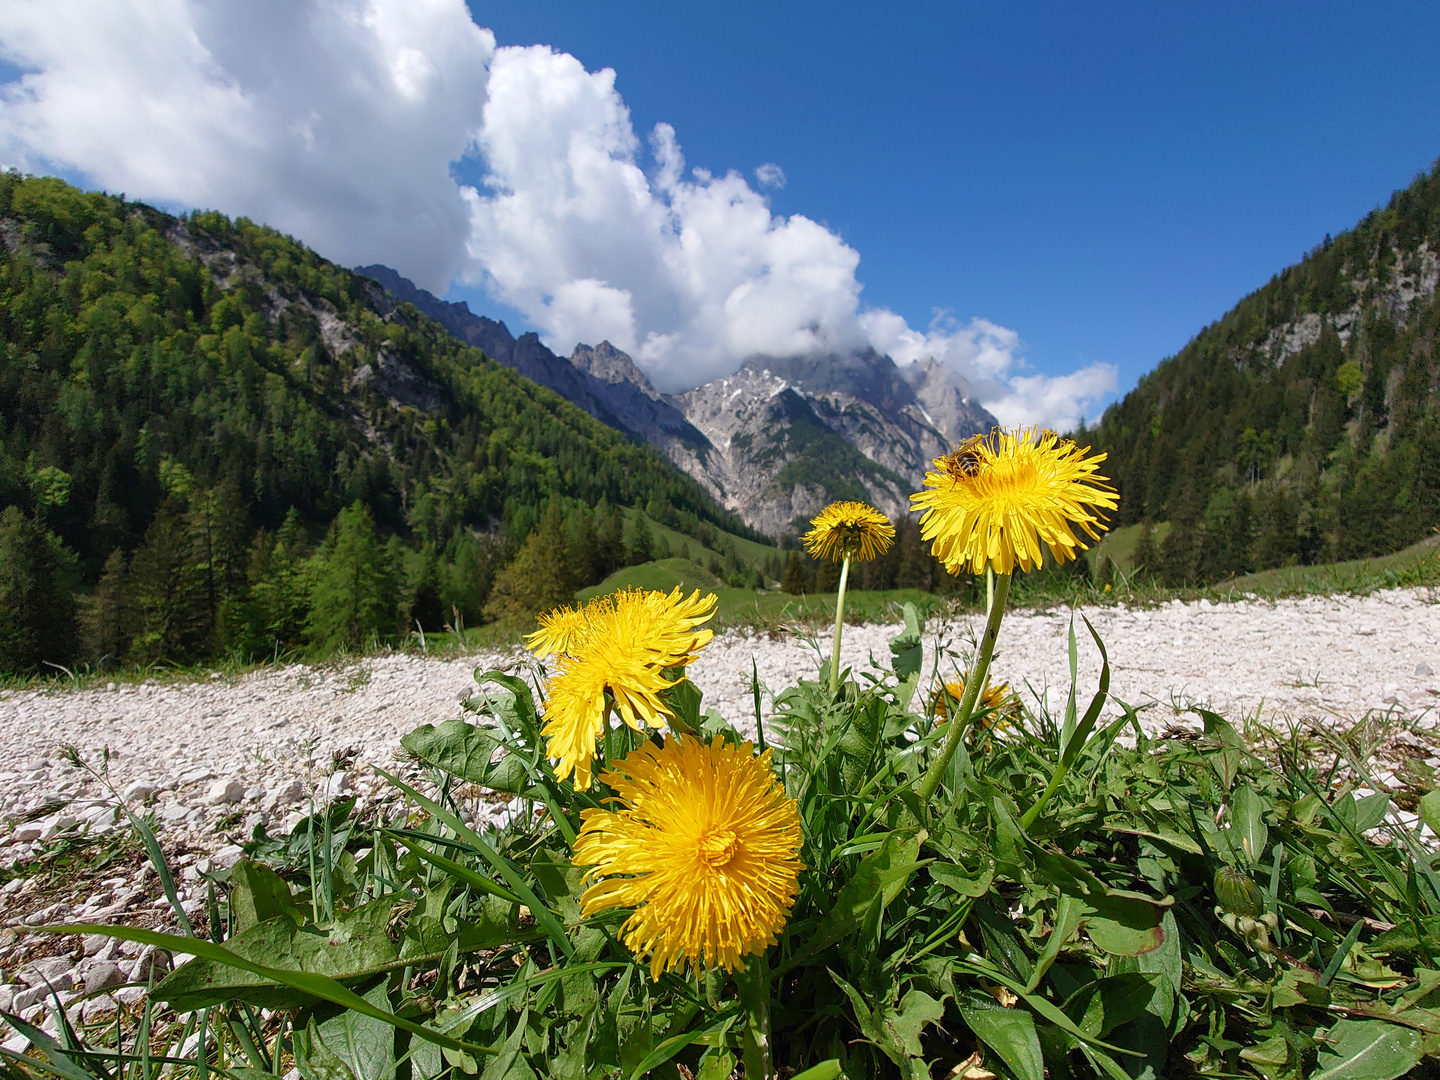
[356,266,997,533]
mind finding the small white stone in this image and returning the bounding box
[122,780,157,802]
[12,823,41,843]
[81,995,118,1022]
[269,779,306,807]
[206,779,245,805]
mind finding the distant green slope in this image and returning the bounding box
[0,174,766,671]
[1084,160,1440,584]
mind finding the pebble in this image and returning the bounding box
[206,779,245,806]
[122,780,157,802]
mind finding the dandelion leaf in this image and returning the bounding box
[155,897,399,1010]
[298,980,396,1080]
[958,994,1044,1080]
[400,718,532,796]
[230,857,304,932]
[1311,1019,1422,1080]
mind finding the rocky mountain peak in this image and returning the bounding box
[355,265,998,535]
[571,341,662,399]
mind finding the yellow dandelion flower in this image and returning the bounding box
[539,587,717,788]
[911,427,1118,576]
[573,735,804,980]
[802,501,896,563]
[931,678,1015,727]
[525,602,589,657]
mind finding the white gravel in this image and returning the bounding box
[0,586,1432,877]
[0,585,1436,1035]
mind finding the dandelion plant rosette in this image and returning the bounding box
[527,586,717,789]
[572,734,804,980]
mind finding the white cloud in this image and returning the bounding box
[754,162,785,189]
[0,0,494,292]
[863,309,1118,430]
[0,1,1114,427]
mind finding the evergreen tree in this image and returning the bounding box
[781,551,807,595]
[814,558,841,592]
[894,520,932,590]
[594,502,626,577]
[625,514,656,565]
[81,549,134,665]
[408,545,446,634]
[126,499,211,664]
[678,542,691,562]
[484,518,577,625]
[1131,521,1158,579]
[0,506,78,673]
[243,508,314,654]
[565,506,600,586]
[306,502,398,650]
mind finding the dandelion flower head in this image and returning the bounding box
[802,501,896,563]
[931,678,1016,727]
[911,427,1118,576]
[533,587,717,789]
[573,734,804,979]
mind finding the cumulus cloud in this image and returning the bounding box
[0,1,1114,427]
[0,0,494,292]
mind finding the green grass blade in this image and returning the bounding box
[383,829,524,904]
[37,925,496,1058]
[373,766,574,957]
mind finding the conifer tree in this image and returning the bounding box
[244,508,314,653]
[625,513,655,566]
[781,551,807,595]
[126,499,211,664]
[1131,521,1158,580]
[306,502,398,649]
[894,520,932,590]
[82,549,134,665]
[0,506,78,674]
[484,508,577,625]
[594,502,626,577]
[565,506,600,586]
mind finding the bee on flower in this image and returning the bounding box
[911,426,1117,577]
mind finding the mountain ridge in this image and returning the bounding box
[1085,159,1440,581]
[355,266,998,533]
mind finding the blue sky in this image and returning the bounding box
[460,0,1440,406]
[2,1,1437,426]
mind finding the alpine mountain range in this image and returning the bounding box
[356,265,996,536]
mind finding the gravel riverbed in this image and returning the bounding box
[0,586,1436,1041]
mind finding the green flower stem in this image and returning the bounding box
[737,953,773,1080]
[986,566,995,616]
[829,554,852,698]
[917,571,1012,802]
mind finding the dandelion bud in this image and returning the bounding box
[1214,866,1263,918]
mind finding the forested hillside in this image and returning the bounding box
[0,174,765,674]
[1086,160,1440,584]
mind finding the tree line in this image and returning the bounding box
[0,173,766,675]
[1083,159,1440,585]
